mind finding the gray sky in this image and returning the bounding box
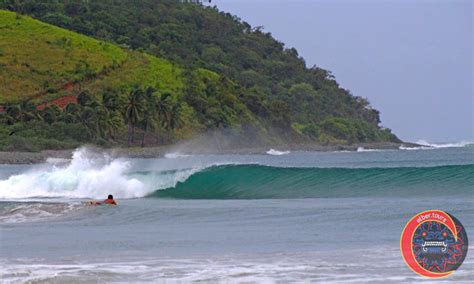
[209,0,473,143]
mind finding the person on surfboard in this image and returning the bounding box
[88,194,117,205]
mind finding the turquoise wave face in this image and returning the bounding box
[151,164,474,199]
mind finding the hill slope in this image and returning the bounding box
[0,10,256,151]
[0,10,184,104]
[0,1,401,151]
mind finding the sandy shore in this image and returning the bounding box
[0,142,420,164]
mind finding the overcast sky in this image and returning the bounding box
[209,0,473,143]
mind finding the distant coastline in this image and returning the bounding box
[0,142,420,164]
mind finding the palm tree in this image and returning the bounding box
[104,111,123,141]
[40,105,62,125]
[78,106,98,139]
[158,93,183,141]
[166,102,184,134]
[94,107,123,141]
[124,87,145,146]
[6,101,37,123]
[102,89,123,112]
[140,87,159,147]
[62,103,81,123]
[77,90,95,107]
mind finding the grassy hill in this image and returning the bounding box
[0,10,255,151]
[0,10,184,104]
[0,2,401,152]
[0,10,125,103]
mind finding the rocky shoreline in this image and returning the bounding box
[0,142,420,164]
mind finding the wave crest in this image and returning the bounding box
[1,148,472,200]
[0,148,149,199]
[152,164,474,199]
[266,149,290,155]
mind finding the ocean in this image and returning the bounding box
[0,144,473,283]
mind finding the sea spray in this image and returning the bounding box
[399,140,473,150]
[266,149,290,156]
[0,148,147,199]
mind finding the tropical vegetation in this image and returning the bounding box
[0,1,400,151]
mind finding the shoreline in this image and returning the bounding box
[0,142,420,165]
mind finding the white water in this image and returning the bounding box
[356,147,384,152]
[164,152,192,159]
[415,140,473,148]
[266,149,290,156]
[0,202,82,224]
[0,148,149,199]
[0,148,224,200]
[399,140,473,150]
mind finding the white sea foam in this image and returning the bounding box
[399,145,433,151]
[0,148,251,200]
[0,202,82,223]
[356,147,383,152]
[45,157,71,164]
[0,148,199,200]
[3,249,471,283]
[164,152,192,159]
[400,140,473,150]
[266,149,290,156]
[416,140,473,149]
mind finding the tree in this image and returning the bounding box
[40,105,62,125]
[6,101,37,123]
[102,89,123,112]
[77,90,95,107]
[156,93,184,140]
[78,106,99,138]
[62,103,81,123]
[124,87,145,146]
[140,87,159,147]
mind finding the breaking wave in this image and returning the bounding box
[266,149,290,155]
[400,140,474,150]
[152,164,473,199]
[0,149,149,199]
[0,148,472,200]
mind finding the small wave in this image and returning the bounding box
[164,152,192,159]
[415,140,473,149]
[0,202,82,223]
[399,145,433,151]
[356,147,383,152]
[266,149,290,155]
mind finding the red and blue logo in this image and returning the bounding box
[400,210,468,278]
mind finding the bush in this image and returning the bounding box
[0,121,88,151]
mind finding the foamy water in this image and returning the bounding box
[400,140,473,150]
[266,149,290,155]
[0,148,196,199]
[164,152,192,159]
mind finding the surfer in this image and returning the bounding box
[87,194,117,205]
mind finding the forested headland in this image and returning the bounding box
[0,0,400,152]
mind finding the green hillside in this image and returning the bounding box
[0,1,401,152]
[0,10,253,151]
[0,10,183,103]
